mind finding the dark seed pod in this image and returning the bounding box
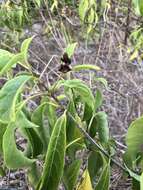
[61,52,71,65]
[59,64,72,73]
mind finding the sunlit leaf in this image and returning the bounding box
[73,64,101,72]
[65,43,77,58]
[125,165,140,182]
[79,0,89,21]
[34,0,41,7]
[0,53,23,76]
[126,116,143,160]
[76,169,93,190]
[0,75,32,123]
[20,36,34,68]
[0,49,13,71]
[37,112,67,190]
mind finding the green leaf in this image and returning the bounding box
[125,165,140,182]
[0,123,7,153]
[95,161,110,190]
[44,99,57,131]
[79,0,89,21]
[73,64,101,72]
[88,151,103,184]
[87,7,96,34]
[0,49,13,71]
[66,101,82,143]
[132,178,140,190]
[83,103,93,123]
[133,0,143,16]
[0,53,23,76]
[34,0,41,7]
[0,167,5,177]
[15,112,43,158]
[65,43,77,58]
[31,103,50,153]
[63,160,82,190]
[139,0,143,15]
[2,111,39,168]
[95,89,103,111]
[37,112,67,190]
[20,36,34,68]
[141,172,143,190]
[22,127,44,158]
[28,163,41,189]
[95,77,108,89]
[13,111,42,158]
[126,116,143,160]
[89,112,109,142]
[0,75,32,123]
[3,121,35,169]
[61,79,95,111]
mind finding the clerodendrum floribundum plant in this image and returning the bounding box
[0,36,143,190]
[0,36,111,190]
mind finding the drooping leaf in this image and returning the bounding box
[66,101,82,143]
[60,79,95,111]
[126,116,143,160]
[31,103,50,153]
[76,169,93,190]
[96,112,109,143]
[89,112,109,142]
[22,127,44,158]
[95,161,110,190]
[0,75,32,123]
[3,113,37,169]
[63,160,82,190]
[73,64,101,72]
[37,112,67,190]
